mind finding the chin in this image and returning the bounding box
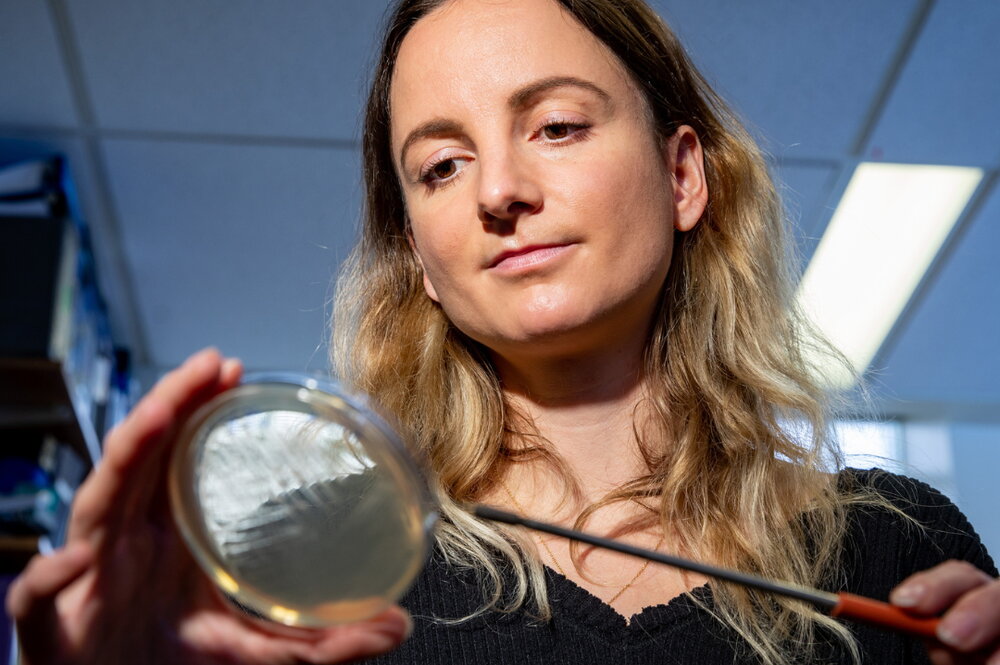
[453,288,650,359]
[487,311,612,360]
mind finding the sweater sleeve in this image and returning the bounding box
[835,468,997,664]
[846,468,997,579]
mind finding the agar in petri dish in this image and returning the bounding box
[169,375,437,627]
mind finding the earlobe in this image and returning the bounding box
[422,271,440,303]
[668,126,708,232]
[407,231,441,303]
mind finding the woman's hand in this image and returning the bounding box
[890,560,1000,664]
[6,348,411,665]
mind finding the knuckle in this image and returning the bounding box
[942,576,1000,620]
[20,553,46,579]
[5,563,43,616]
[4,577,24,616]
[977,577,1000,602]
[941,559,972,573]
[939,559,983,580]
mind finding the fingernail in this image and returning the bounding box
[938,612,980,647]
[891,584,925,607]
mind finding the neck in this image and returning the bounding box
[491,331,656,520]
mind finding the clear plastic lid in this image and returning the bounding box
[169,373,437,627]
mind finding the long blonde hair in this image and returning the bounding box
[334,0,864,661]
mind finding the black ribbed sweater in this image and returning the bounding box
[369,470,996,664]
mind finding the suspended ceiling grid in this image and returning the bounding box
[1,0,997,419]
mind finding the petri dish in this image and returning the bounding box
[169,373,437,628]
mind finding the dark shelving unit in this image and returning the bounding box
[0,159,132,579]
[0,358,101,466]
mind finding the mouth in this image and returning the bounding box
[487,243,575,271]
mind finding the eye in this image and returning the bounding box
[430,159,457,180]
[542,123,574,140]
[418,155,470,189]
[533,119,591,144]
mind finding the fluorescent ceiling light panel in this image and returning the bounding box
[795,162,983,390]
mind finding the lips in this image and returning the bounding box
[487,243,574,271]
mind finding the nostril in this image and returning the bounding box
[482,215,516,236]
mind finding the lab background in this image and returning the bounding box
[0,0,998,657]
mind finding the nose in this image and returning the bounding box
[476,147,542,231]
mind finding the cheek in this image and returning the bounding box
[418,234,459,275]
[410,211,464,278]
[554,143,673,251]
[410,217,477,310]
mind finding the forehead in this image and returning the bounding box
[389,0,635,142]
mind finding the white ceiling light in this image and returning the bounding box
[795,162,983,390]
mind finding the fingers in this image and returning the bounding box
[6,542,93,618]
[184,605,412,664]
[281,607,412,664]
[892,560,1000,655]
[892,560,993,614]
[68,349,240,543]
[937,578,1000,654]
[926,646,962,665]
[220,356,244,390]
[6,542,94,662]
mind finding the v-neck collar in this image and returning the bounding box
[544,565,715,643]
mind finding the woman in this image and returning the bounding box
[8,0,999,663]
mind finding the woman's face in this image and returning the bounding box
[389,0,706,361]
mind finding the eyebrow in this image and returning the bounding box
[507,75,612,113]
[399,118,464,174]
[397,76,613,170]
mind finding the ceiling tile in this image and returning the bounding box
[67,0,390,139]
[652,0,919,159]
[102,138,363,372]
[865,0,1000,167]
[874,183,1000,406]
[0,1,78,127]
[771,161,840,270]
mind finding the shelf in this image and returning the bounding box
[0,536,39,573]
[0,405,75,428]
[0,161,123,594]
[0,358,100,466]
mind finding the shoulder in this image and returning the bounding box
[836,467,997,589]
[839,467,978,536]
[841,467,948,504]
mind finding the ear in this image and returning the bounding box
[666,125,708,232]
[407,229,441,303]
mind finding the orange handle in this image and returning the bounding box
[832,592,940,639]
